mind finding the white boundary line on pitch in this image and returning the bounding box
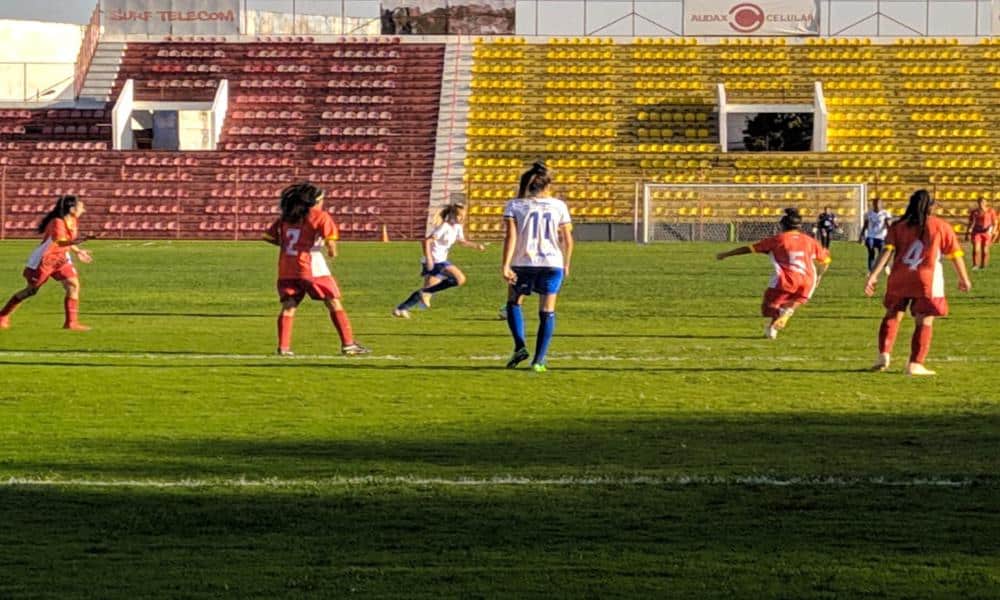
[0,351,991,363]
[0,475,984,489]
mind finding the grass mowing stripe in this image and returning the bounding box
[1,475,987,488]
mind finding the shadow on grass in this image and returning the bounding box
[0,483,996,598]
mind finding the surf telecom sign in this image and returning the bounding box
[103,0,241,35]
[684,0,819,36]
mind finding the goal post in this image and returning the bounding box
[638,183,866,243]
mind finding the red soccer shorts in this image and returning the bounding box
[277,276,341,302]
[883,294,949,317]
[23,262,77,288]
[971,232,992,247]
[761,287,809,318]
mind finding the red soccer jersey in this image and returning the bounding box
[968,208,997,233]
[885,216,962,299]
[265,208,339,279]
[26,217,77,271]
[751,230,831,294]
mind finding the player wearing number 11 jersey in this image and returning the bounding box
[263,182,369,356]
[716,208,831,339]
[865,190,971,376]
[501,162,574,372]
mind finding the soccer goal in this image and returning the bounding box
[638,183,866,243]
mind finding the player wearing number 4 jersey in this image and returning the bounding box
[865,190,971,376]
[501,162,574,372]
[263,182,370,356]
[717,208,831,339]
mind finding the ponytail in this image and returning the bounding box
[900,189,934,241]
[37,195,77,234]
[279,182,323,224]
[434,202,465,226]
[517,160,552,199]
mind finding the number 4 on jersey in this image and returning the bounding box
[901,240,925,270]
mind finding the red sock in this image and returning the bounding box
[878,316,900,354]
[0,294,24,317]
[278,314,294,351]
[63,297,79,326]
[329,308,354,346]
[910,323,933,364]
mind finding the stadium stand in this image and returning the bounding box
[0,37,443,240]
[463,36,998,236]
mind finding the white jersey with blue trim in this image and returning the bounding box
[424,222,464,264]
[503,196,572,268]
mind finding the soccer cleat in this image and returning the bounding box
[63,323,90,331]
[773,308,795,330]
[419,292,432,309]
[764,324,778,339]
[392,307,411,319]
[531,363,547,373]
[342,342,372,356]
[506,347,529,369]
[277,349,295,357]
[905,362,936,377]
[0,315,9,329]
[870,352,891,372]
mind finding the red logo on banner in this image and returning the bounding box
[729,3,765,33]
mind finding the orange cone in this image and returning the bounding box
[381,224,390,242]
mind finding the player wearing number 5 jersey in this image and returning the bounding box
[716,208,831,339]
[263,182,370,356]
[501,161,573,372]
[865,190,971,376]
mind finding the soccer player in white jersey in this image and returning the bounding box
[501,161,574,372]
[860,198,893,272]
[393,203,485,318]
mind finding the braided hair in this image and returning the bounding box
[279,182,323,224]
[900,189,934,241]
[517,161,552,199]
[37,195,77,234]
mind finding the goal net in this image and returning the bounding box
[639,183,866,243]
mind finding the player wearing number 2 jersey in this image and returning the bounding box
[263,182,369,356]
[501,161,574,372]
[865,190,971,376]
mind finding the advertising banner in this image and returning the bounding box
[380,0,515,35]
[103,0,241,35]
[684,0,819,36]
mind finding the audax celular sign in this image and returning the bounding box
[102,0,240,35]
[684,0,819,36]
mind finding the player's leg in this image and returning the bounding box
[865,239,877,272]
[873,305,906,371]
[60,276,89,331]
[971,237,983,269]
[906,313,936,376]
[277,296,300,355]
[760,288,784,339]
[323,294,370,355]
[531,290,559,372]
[505,282,529,368]
[983,238,991,269]
[0,283,39,328]
[395,273,441,317]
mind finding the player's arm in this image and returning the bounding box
[559,223,574,278]
[944,241,971,292]
[325,237,338,259]
[859,217,868,242]
[458,239,486,251]
[262,220,281,247]
[716,245,753,261]
[966,211,974,241]
[864,245,894,296]
[322,215,339,258]
[500,217,517,283]
[422,236,435,266]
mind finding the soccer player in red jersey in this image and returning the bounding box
[865,190,971,376]
[262,182,370,356]
[966,198,997,270]
[717,208,830,339]
[0,195,93,331]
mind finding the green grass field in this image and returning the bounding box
[0,240,997,598]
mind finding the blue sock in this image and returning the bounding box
[534,311,555,365]
[398,290,422,311]
[506,302,526,350]
[422,277,458,295]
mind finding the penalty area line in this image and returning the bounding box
[0,475,983,489]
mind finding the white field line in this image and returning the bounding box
[0,351,991,363]
[0,475,984,489]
